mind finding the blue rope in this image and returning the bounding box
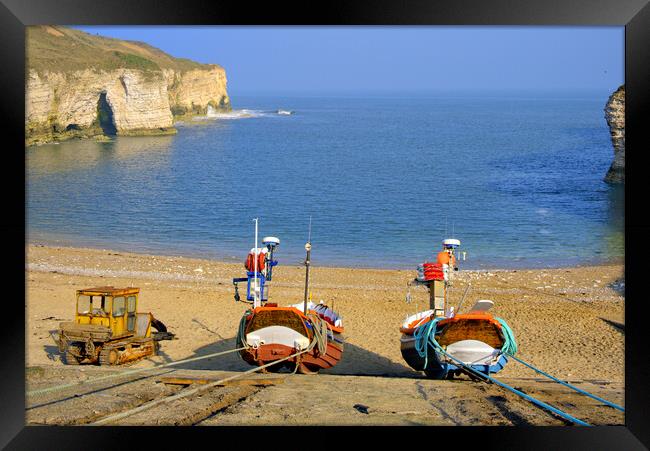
[495,317,623,412]
[413,317,444,369]
[413,316,590,426]
[428,335,591,426]
[495,317,518,355]
[414,315,621,422]
[505,353,624,412]
[414,316,516,367]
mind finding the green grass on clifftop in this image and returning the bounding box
[27,26,222,76]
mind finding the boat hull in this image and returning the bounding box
[240,337,344,374]
[239,306,344,374]
[400,313,509,379]
[401,334,508,378]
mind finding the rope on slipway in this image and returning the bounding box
[415,319,591,426]
[92,316,332,425]
[27,346,247,397]
[505,353,624,412]
[432,339,592,426]
[92,346,313,425]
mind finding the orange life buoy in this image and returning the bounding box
[244,251,266,273]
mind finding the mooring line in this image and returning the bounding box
[433,344,591,426]
[416,320,592,426]
[27,346,247,397]
[506,353,624,412]
[27,368,178,411]
[91,348,310,425]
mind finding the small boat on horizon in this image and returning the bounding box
[399,238,517,379]
[232,219,344,374]
[277,109,293,115]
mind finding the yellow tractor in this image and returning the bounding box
[51,286,174,365]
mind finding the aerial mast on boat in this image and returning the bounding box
[303,216,312,315]
[232,217,345,375]
[232,219,280,307]
[414,238,462,317]
[253,217,260,308]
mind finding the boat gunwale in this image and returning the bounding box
[248,305,344,334]
[399,311,503,336]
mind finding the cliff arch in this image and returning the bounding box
[96,91,117,136]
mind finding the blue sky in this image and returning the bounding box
[75,26,624,96]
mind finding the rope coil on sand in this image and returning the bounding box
[307,314,329,355]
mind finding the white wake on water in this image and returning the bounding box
[191,106,293,121]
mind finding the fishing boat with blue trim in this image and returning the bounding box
[232,219,344,374]
[399,238,517,379]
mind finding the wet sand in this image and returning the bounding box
[25,244,625,425]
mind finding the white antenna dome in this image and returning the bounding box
[443,238,461,248]
[262,236,280,246]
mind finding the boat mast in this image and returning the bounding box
[303,216,312,315]
[253,217,260,308]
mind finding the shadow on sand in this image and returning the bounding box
[43,345,62,362]
[40,333,418,378]
[170,336,417,378]
[599,317,625,333]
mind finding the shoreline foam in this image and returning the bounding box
[26,238,624,272]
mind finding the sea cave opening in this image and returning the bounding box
[96,92,117,136]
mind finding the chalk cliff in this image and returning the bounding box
[604,85,625,184]
[26,26,231,145]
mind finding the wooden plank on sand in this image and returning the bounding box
[157,376,285,387]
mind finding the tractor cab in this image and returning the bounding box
[53,286,173,365]
[75,287,143,338]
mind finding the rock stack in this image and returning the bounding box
[604,85,625,184]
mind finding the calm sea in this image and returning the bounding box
[26,92,624,269]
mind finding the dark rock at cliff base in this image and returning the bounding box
[604,85,625,184]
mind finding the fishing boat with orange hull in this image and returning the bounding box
[238,303,344,374]
[399,238,517,379]
[233,218,344,374]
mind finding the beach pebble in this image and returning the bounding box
[353,404,369,414]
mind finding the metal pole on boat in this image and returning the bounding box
[303,217,312,315]
[456,283,471,314]
[253,217,259,308]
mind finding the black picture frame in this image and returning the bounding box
[3,0,649,448]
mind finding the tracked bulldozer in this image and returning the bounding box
[51,286,174,366]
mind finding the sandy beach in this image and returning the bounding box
[25,244,625,425]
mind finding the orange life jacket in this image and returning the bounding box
[437,251,456,267]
